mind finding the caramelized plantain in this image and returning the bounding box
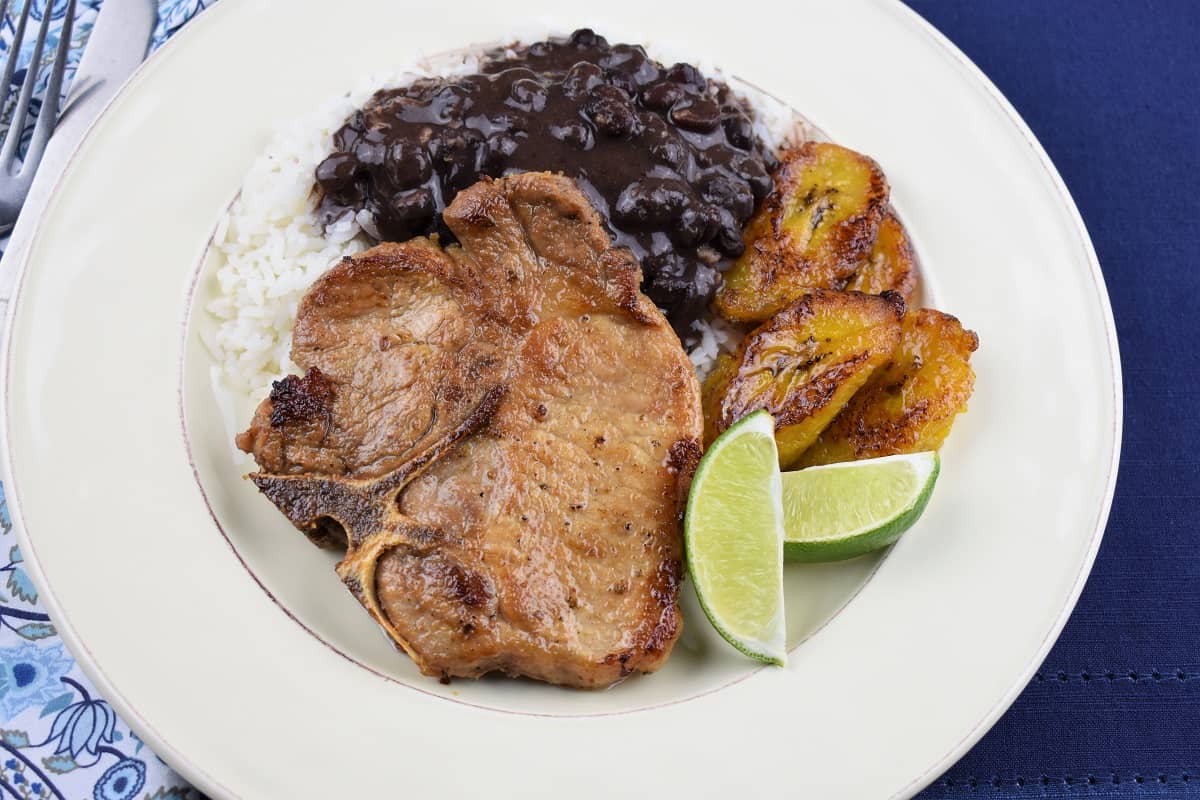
[800,309,978,466]
[704,290,905,467]
[845,210,918,302]
[714,143,889,324]
[701,353,739,446]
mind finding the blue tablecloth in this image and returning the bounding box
[0,2,1195,798]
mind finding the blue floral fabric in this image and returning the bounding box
[0,7,214,800]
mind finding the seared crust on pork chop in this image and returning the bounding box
[237,173,703,687]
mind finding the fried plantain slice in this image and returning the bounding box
[701,353,739,447]
[714,143,889,324]
[703,289,905,467]
[845,209,918,302]
[800,308,978,466]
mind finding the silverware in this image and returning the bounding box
[0,0,78,232]
[0,0,157,308]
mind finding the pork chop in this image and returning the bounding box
[237,172,703,688]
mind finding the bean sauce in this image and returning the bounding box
[314,29,778,332]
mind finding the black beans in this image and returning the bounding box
[722,112,755,150]
[430,84,473,121]
[569,28,606,49]
[709,206,746,257]
[639,114,688,169]
[313,29,781,334]
[643,252,692,310]
[550,120,593,150]
[599,44,643,73]
[731,153,772,201]
[332,115,362,152]
[482,132,521,174]
[643,253,720,322]
[352,138,386,166]
[374,188,436,241]
[640,81,684,111]
[510,78,548,112]
[429,128,485,192]
[583,85,639,137]
[663,62,706,89]
[389,188,434,223]
[614,179,692,227]
[673,205,715,247]
[601,44,660,88]
[315,152,358,190]
[491,131,521,155]
[669,97,721,132]
[603,70,639,96]
[383,141,431,188]
[700,171,755,220]
[485,111,526,134]
[562,62,604,99]
[649,136,687,170]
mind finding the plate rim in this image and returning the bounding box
[881,4,1122,793]
[0,2,239,795]
[0,2,1123,797]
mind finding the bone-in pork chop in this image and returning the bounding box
[237,172,703,688]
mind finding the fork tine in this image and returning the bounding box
[20,0,74,173]
[0,0,54,168]
[0,0,33,120]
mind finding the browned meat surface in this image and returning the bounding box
[236,172,703,688]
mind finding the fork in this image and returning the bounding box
[0,0,76,234]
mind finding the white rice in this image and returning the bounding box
[204,38,812,399]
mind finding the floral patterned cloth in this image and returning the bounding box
[0,4,215,798]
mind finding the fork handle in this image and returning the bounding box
[0,0,157,313]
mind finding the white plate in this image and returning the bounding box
[2,1,1120,797]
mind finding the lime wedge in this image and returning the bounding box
[685,410,786,666]
[782,452,939,563]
